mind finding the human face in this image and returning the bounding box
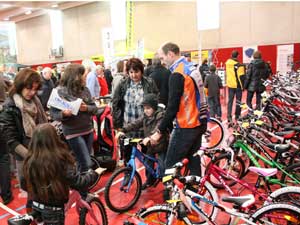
[143,105,155,117]
[21,82,40,100]
[43,71,52,80]
[129,69,142,83]
[158,48,174,67]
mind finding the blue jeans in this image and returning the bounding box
[67,132,93,172]
[227,88,243,120]
[164,125,207,176]
[207,95,222,118]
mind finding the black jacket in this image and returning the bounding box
[123,108,168,154]
[29,165,98,207]
[112,76,158,129]
[37,76,55,110]
[244,59,269,92]
[0,124,9,157]
[149,66,171,106]
[0,98,28,160]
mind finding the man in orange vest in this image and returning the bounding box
[151,42,208,179]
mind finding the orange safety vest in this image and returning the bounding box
[173,62,201,128]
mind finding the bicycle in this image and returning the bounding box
[7,189,108,225]
[137,171,300,225]
[202,117,225,150]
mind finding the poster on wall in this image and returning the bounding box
[191,50,210,64]
[243,46,257,64]
[276,44,294,74]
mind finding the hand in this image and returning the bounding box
[142,137,151,146]
[80,102,88,112]
[95,167,107,175]
[150,132,161,145]
[62,109,72,117]
[116,131,125,139]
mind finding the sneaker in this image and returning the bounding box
[141,182,149,190]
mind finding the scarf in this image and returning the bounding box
[13,94,48,138]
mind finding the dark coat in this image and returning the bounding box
[112,76,158,129]
[37,76,55,110]
[199,63,209,83]
[0,98,28,160]
[123,108,168,154]
[149,65,171,106]
[244,59,269,92]
[0,124,9,157]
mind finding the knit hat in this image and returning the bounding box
[142,93,158,110]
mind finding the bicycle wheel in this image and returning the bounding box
[250,203,300,224]
[79,197,108,225]
[281,162,300,187]
[138,205,183,225]
[206,153,245,189]
[104,167,142,212]
[202,118,224,150]
[88,155,101,190]
[265,186,300,207]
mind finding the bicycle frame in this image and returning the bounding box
[202,161,269,201]
[125,145,161,189]
[234,140,300,186]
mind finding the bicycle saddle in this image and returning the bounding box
[267,143,290,153]
[7,214,34,225]
[222,194,255,208]
[274,130,295,139]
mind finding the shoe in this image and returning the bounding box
[141,179,157,190]
[141,182,149,190]
[2,194,13,205]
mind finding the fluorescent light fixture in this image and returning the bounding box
[197,0,220,30]
[110,0,126,40]
[25,10,32,15]
[51,4,58,8]
[3,17,10,21]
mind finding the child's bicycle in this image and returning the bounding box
[104,136,164,213]
[8,172,108,225]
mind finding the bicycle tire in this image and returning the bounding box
[250,203,300,224]
[104,167,142,213]
[264,186,300,207]
[280,162,300,187]
[202,118,225,150]
[88,155,101,190]
[206,153,245,189]
[79,197,108,225]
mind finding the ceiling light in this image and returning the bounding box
[51,4,58,8]
[25,10,32,15]
[3,17,10,21]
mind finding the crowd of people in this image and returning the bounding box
[0,42,272,224]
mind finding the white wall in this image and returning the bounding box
[15,1,300,65]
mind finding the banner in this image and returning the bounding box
[277,44,294,73]
[191,50,210,64]
[47,89,82,115]
[136,39,144,60]
[126,1,134,50]
[102,28,114,64]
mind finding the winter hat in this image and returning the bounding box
[142,93,158,110]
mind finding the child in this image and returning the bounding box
[120,93,168,190]
[23,123,105,225]
[204,64,223,120]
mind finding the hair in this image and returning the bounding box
[202,58,208,64]
[23,123,75,202]
[42,67,52,75]
[209,64,216,72]
[253,50,262,59]
[60,64,85,97]
[152,57,161,67]
[161,42,180,55]
[126,58,144,74]
[231,50,239,58]
[9,68,42,97]
[116,60,125,73]
[95,65,104,71]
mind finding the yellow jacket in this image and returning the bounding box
[225,58,245,89]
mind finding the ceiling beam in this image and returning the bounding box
[0,7,29,20]
[13,9,47,23]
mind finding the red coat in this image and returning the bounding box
[97,76,109,96]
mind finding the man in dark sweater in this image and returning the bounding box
[204,65,223,119]
[149,57,170,107]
